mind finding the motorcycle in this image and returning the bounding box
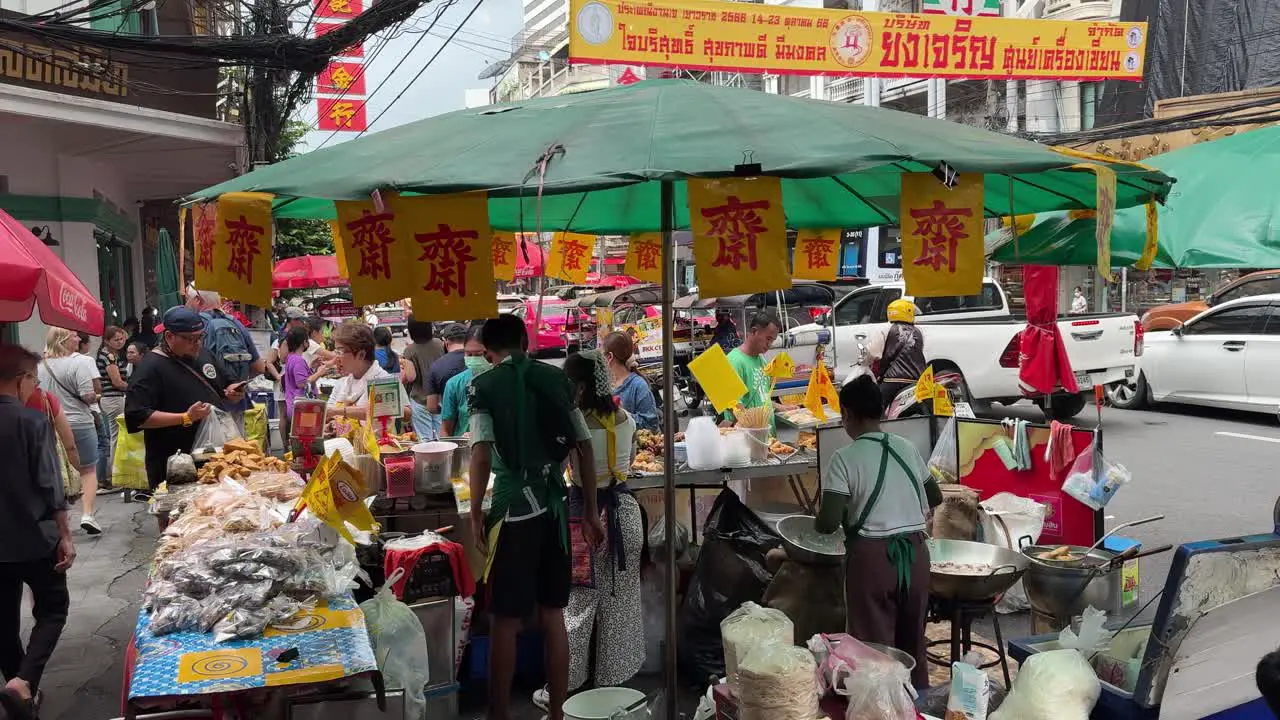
[840,333,964,419]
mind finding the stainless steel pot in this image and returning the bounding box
[440,436,471,482]
[927,539,1029,601]
[1021,546,1123,619]
[777,514,845,565]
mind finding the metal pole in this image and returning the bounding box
[659,180,679,720]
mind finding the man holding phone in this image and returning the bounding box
[125,308,245,491]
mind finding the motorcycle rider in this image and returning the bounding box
[870,299,926,410]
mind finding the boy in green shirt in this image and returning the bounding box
[723,310,782,432]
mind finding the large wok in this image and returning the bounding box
[927,539,1029,602]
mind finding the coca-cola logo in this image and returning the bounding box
[57,283,89,322]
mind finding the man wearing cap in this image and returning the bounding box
[124,308,246,491]
[424,323,469,421]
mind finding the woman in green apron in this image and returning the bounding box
[814,374,943,689]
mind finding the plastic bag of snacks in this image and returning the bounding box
[990,650,1100,720]
[1061,444,1131,511]
[720,601,794,688]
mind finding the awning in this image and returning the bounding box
[0,208,104,334]
[274,255,347,290]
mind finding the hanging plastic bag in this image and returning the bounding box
[193,407,243,453]
[112,416,150,490]
[1061,445,1131,511]
[990,649,1100,720]
[166,449,198,485]
[979,492,1048,614]
[361,568,431,720]
[1058,606,1113,655]
[927,416,959,484]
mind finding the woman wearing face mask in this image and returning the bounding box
[440,326,488,437]
[601,332,658,431]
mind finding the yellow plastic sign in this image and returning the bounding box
[296,451,377,544]
[334,195,414,306]
[688,177,790,299]
[900,173,984,298]
[792,229,841,282]
[687,344,749,414]
[915,365,936,403]
[933,386,954,417]
[492,231,518,282]
[764,352,796,380]
[546,232,595,284]
[625,232,664,284]
[393,192,499,322]
[802,363,841,422]
[213,192,275,307]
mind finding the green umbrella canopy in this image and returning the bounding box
[155,227,182,312]
[190,79,1171,233]
[989,124,1280,269]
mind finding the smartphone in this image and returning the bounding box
[226,380,248,394]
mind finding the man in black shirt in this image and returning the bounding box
[0,344,74,718]
[424,323,468,415]
[125,307,245,490]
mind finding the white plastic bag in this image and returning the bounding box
[1061,445,1131,511]
[835,645,916,720]
[193,407,242,452]
[979,492,1048,614]
[1058,606,1114,655]
[360,568,430,720]
[720,601,794,687]
[990,649,1101,720]
[927,416,959,484]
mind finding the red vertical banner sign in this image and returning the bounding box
[313,0,362,19]
[317,98,368,132]
[315,5,366,133]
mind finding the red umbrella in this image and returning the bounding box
[0,209,104,335]
[514,237,544,279]
[584,273,643,288]
[273,255,347,290]
[1017,265,1079,396]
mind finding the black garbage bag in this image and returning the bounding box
[676,488,782,684]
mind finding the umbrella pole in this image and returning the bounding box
[659,180,679,719]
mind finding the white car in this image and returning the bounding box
[1109,293,1280,414]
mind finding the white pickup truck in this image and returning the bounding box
[781,278,1144,420]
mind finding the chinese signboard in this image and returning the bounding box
[315,8,367,133]
[792,228,841,281]
[922,0,1001,17]
[334,198,413,305]
[318,61,366,95]
[317,97,368,132]
[625,232,664,283]
[213,192,274,307]
[899,173,984,297]
[491,232,518,281]
[314,0,363,20]
[546,232,596,284]
[688,177,789,298]
[192,202,218,290]
[568,0,1147,81]
[393,192,498,322]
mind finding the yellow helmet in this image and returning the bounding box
[887,299,916,324]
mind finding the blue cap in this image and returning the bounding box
[158,306,206,334]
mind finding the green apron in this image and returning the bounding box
[846,432,926,593]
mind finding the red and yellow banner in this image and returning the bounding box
[393,193,498,322]
[899,173,984,298]
[317,61,366,96]
[569,0,1147,81]
[625,232,664,284]
[318,97,367,132]
[688,177,789,298]
[546,232,596,284]
[191,202,218,291]
[313,0,362,19]
[213,192,274,307]
[315,23,364,57]
[491,232,517,281]
[792,228,841,281]
[334,197,413,305]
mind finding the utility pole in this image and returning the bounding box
[863,0,882,281]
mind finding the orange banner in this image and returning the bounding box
[688,177,790,298]
[491,232,517,282]
[334,197,413,306]
[393,193,498,322]
[569,0,1147,81]
[546,232,596,284]
[899,173,984,298]
[213,192,274,307]
[792,228,841,281]
[625,232,664,284]
[192,202,218,291]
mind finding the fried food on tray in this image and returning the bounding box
[631,449,663,473]
[797,432,818,451]
[197,444,289,484]
[635,429,665,453]
[768,440,795,455]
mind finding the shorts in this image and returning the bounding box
[488,513,571,618]
[71,424,99,469]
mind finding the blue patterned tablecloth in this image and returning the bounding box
[129,595,378,699]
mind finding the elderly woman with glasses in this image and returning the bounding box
[323,321,396,422]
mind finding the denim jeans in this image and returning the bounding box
[410,401,440,441]
[97,396,125,487]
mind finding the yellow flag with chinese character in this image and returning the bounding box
[334,197,414,306]
[687,344,748,414]
[191,202,219,291]
[213,192,274,307]
[933,386,954,417]
[792,229,841,281]
[393,192,498,322]
[1071,163,1117,282]
[802,363,841,422]
[625,232,664,284]
[1135,200,1158,272]
[915,365,935,403]
[330,221,349,279]
[899,173,985,298]
[688,177,790,298]
[546,232,595,284]
[492,232,518,282]
[764,352,795,381]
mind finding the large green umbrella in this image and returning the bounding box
[155,227,182,312]
[189,79,1171,232]
[989,124,1280,268]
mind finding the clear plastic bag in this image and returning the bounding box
[927,416,959,484]
[990,649,1100,720]
[193,407,242,453]
[810,634,915,720]
[1061,445,1131,511]
[720,601,794,687]
[166,450,197,485]
[1058,606,1113,655]
[361,568,431,720]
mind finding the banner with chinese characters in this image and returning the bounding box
[314,7,367,134]
[314,0,362,20]
[625,232,664,284]
[568,0,1147,81]
[392,192,498,322]
[317,97,367,132]
[688,177,789,298]
[317,61,366,96]
[900,173,984,298]
[315,23,364,56]
[191,202,218,290]
[491,232,517,281]
[546,232,595,284]
[792,228,841,281]
[334,198,414,305]
[212,192,274,307]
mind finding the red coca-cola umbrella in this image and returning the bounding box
[584,273,643,288]
[0,209,104,335]
[1017,265,1078,396]
[273,255,347,290]
[514,236,544,279]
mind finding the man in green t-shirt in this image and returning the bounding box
[723,310,782,431]
[468,314,604,720]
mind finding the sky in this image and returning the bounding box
[301,0,523,151]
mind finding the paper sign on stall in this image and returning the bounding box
[933,387,954,416]
[492,232,517,281]
[334,197,414,306]
[366,377,402,420]
[900,173,984,298]
[213,192,275,307]
[191,202,219,291]
[625,232,664,283]
[546,232,595,284]
[394,192,499,322]
[687,344,748,414]
[792,229,841,281]
[688,177,790,298]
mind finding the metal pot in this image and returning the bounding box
[927,538,1029,601]
[777,514,845,565]
[1021,546,1123,619]
[440,436,471,482]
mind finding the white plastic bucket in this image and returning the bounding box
[563,687,647,720]
[411,441,457,493]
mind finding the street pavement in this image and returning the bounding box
[24,399,1280,717]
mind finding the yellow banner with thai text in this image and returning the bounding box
[392,192,499,322]
[792,228,841,281]
[568,0,1147,81]
[546,232,596,284]
[625,232,664,284]
[899,173,984,298]
[334,196,415,306]
[491,232,518,282]
[212,193,274,307]
[688,176,790,299]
